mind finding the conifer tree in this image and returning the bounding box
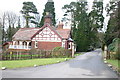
[39,0,56,27]
[21,2,38,27]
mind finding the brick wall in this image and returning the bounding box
[37,42,62,50]
[31,41,35,48]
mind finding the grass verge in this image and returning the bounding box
[107,59,120,72]
[74,53,83,57]
[0,58,71,69]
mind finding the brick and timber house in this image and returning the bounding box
[3,13,75,51]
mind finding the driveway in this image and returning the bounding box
[2,49,118,78]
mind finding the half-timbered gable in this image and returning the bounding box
[32,25,62,42]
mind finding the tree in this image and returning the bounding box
[0,12,6,47]
[0,21,2,45]
[62,2,77,39]
[31,14,40,27]
[5,12,18,41]
[63,1,92,51]
[21,2,38,27]
[88,0,104,48]
[105,1,118,46]
[39,0,56,27]
[16,16,21,29]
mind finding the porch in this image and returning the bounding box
[8,41,32,50]
[9,45,31,49]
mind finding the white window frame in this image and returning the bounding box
[35,41,38,48]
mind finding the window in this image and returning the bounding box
[68,45,70,48]
[62,40,65,48]
[35,41,38,48]
[68,42,71,49]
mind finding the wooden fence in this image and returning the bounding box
[1,49,72,60]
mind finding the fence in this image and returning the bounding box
[1,49,72,60]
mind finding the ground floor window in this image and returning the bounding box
[35,41,38,48]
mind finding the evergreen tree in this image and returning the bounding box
[88,0,104,48]
[21,2,38,27]
[105,1,119,46]
[75,1,92,51]
[39,0,56,27]
[63,1,92,51]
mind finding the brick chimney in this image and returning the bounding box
[44,12,52,25]
[57,22,64,29]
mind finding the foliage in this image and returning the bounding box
[108,38,120,52]
[88,0,104,48]
[39,0,56,27]
[105,1,119,46]
[52,47,71,58]
[52,47,65,51]
[6,26,18,41]
[0,12,21,44]
[62,1,99,52]
[108,38,120,59]
[21,2,38,27]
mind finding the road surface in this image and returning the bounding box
[2,49,118,78]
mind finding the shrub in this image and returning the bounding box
[108,38,120,59]
[108,38,120,52]
[52,47,65,51]
[52,47,71,58]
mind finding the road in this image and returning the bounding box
[2,49,118,78]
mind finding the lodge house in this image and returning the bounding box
[3,13,75,51]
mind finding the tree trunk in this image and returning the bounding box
[25,18,29,28]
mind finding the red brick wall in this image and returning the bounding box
[65,41,69,49]
[31,41,35,48]
[44,18,52,25]
[37,42,62,50]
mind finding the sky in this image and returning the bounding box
[0,0,76,21]
[0,0,110,31]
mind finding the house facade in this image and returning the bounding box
[4,13,75,51]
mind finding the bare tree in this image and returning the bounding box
[6,12,18,41]
[6,12,17,28]
[34,14,40,27]
[0,20,2,45]
[0,12,7,48]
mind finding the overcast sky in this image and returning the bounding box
[0,0,77,21]
[0,0,110,31]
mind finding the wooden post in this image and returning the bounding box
[104,45,107,60]
[10,51,12,60]
[17,51,18,60]
[72,43,75,58]
[19,51,21,60]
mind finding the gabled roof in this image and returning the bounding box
[56,29,71,39]
[13,28,40,41]
[13,24,71,41]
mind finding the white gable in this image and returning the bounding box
[32,27,61,42]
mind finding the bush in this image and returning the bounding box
[108,38,120,59]
[108,38,120,52]
[52,47,71,58]
[52,47,65,51]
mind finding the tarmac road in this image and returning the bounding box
[2,49,118,78]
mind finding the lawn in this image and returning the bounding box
[74,53,83,57]
[0,58,71,69]
[107,59,119,70]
